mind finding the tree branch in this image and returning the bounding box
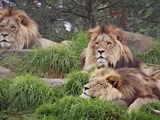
[96,1,120,12]
[61,5,89,19]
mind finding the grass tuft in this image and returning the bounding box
[8,74,60,111]
[64,71,89,96]
[19,47,80,77]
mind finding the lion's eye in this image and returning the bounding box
[107,42,111,45]
[0,25,4,29]
[95,42,99,45]
[95,42,99,46]
[106,42,112,46]
[11,26,16,30]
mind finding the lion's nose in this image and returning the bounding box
[98,50,105,54]
[84,86,89,90]
[1,33,8,38]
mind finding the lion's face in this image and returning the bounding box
[92,34,119,68]
[82,24,140,72]
[0,17,19,49]
[0,8,41,50]
[80,68,123,101]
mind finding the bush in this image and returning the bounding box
[35,96,126,120]
[0,78,13,110]
[8,74,60,111]
[64,71,89,96]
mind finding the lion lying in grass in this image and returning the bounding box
[0,8,70,50]
[81,67,160,112]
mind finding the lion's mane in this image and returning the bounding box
[81,24,142,72]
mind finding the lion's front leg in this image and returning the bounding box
[128,97,158,113]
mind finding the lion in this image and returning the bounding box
[81,24,142,72]
[80,67,160,112]
[0,8,70,50]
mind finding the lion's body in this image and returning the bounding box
[0,8,70,50]
[81,67,160,112]
[81,25,142,72]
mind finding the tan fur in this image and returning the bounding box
[0,8,71,50]
[80,68,160,112]
[81,24,142,72]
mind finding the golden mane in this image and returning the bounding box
[81,24,142,72]
[81,67,160,112]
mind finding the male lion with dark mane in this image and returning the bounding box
[81,24,142,72]
[0,8,69,50]
[80,67,160,112]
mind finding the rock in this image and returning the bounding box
[123,31,154,52]
[43,78,67,86]
[0,49,31,57]
[0,66,15,79]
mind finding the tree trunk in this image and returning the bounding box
[85,0,96,28]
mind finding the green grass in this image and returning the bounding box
[0,78,13,110]
[0,110,35,120]
[126,102,160,120]
[69,31,88,55]
[64,71,89,96]
[137,42,160,65]
[35,96,126,120]
[0,53,23,74]
[8,74,63,111]
[18,47,80,77]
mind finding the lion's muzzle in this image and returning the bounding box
[0,39,12,49]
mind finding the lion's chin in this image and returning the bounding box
[1,42,11,49]
[80,93,90,99]
[97,58,107,67]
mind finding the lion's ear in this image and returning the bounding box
[87,31,93,41]
[19,15,28,26]
[107,75,119,87]
[107,25,123,41]
[115,29,123,41]
[87,26,101,41]
[15,15,28,26]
